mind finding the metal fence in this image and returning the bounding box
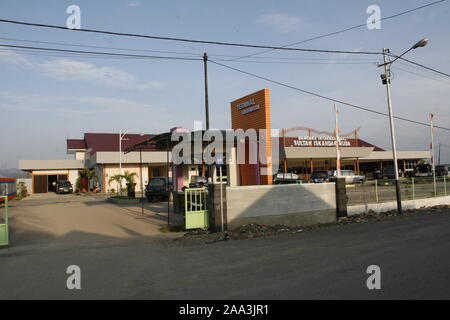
[347,177,448,206]
[0,178,16,200]
[184,187,209,230]
[0,196,9,246]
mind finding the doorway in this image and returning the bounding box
[33,174,69,193]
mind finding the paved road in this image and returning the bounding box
[1,196,450,299]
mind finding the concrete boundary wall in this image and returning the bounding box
[348,195,450,216]
[226,183,336,229]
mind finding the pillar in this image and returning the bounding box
[208,183,227,232]
[335,177,348,218]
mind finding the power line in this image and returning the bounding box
[0,43,201,60]
[397,60,449,78]
[0,36,201,57]
[0,18,383,55]
[392,65,450,85]
[2,19,448,78]
[0,48,156,60]
[211,55,377,61]
[209,59,450,131]
[0,36,381,62]
[214,58,378,65]
[228,0,447,61]
[397,55,450,78]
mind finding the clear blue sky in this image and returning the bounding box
[1,0,450,167]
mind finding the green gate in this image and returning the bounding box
[184,188,209,230]
[0,196,9,246]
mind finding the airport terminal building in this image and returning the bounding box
[280,135,430,179]
[19,88,431,193]
[19,133,169,194]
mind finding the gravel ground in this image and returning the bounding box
[173,205,450,246]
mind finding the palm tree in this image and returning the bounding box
[108,171,137,196]
[108,174,122,195]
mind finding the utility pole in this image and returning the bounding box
[203,52,212,182]
[203,53,210,130]
[430,113,437,195]
[377,39,428,215]
[438,143,441,166]
[119,130,123,194]
[139,147,144,215]
[334,104,341,177]
[382,48,402,214]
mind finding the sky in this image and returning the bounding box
[0,0,450,168]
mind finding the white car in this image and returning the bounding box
[331,170,365,184]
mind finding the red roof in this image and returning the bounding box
[351,138,385,151]
[67,133,157,154]
[67,139,87,150]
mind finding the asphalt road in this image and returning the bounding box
[1,199,450,299]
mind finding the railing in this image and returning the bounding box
[184,188,209,230]
[0,196,9,246]
[347,176,448,206]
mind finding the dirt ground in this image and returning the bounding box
[5,193,181,248]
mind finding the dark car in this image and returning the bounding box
[56,180,73,194]
[273,173,305,184]
[374,167,396,180]
[145,177,172,201]
[310,170,333,183]
[435,165,449,176]
[413,163,433,177]
[189,175,208,188]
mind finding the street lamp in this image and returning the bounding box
[378,38,429,215]
[119,129,143,192]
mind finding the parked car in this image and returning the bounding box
[189,175,208,188]
[145,177,172,201]
[373,167,396,180]
[55,180,73,194]
[330,170,365,184]
[413,163,433,177]
[273,173,305,184]
[435,165,449,176]
[310,170,334,183]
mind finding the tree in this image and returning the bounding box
[108,171,137,196]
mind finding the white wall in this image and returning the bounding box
[104,164,149,193]
[16,178,32,195]
[226,183,336,227]
[68,170,78,188]
[75,151,86,160]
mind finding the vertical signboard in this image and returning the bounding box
[230,89,273,185]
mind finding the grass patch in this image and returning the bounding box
[159,225,186,233]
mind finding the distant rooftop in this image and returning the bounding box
[67,133,157,154]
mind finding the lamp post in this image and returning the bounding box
[378,38,428,215]
[119,129,143,193]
